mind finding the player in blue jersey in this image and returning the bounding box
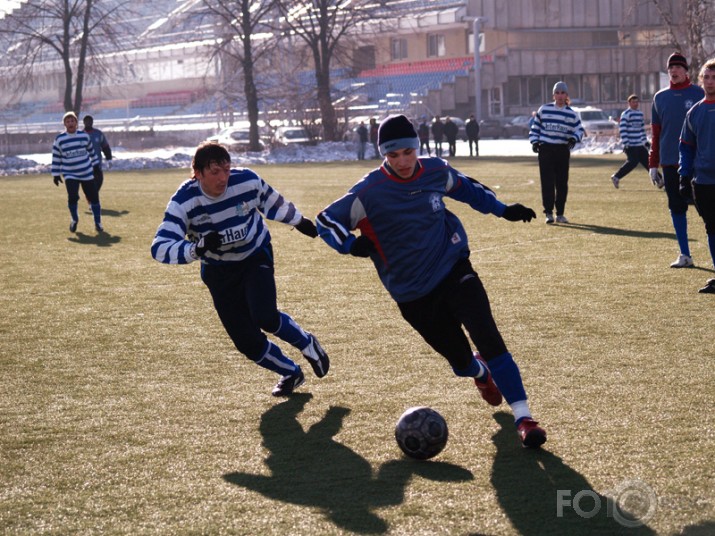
[51,111,104,233]
[82,115,112,193]
[649,52,705,268]
[611,95,653,189]
[151,142,330,396]
[529,81,584,224]
[679,58,715,294]
[317,114,547,448]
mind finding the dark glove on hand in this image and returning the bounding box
[195,231,223,257]
[531,142,541,154]
[567,138,576,150]
[679,176,694,203]
[349,235,376,258]
[502,203,537,222]
[53,176,63,186]
[294,217,317,238]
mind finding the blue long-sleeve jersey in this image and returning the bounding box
[151,168,303,265]
[679,98,715,185]
[316,157,506,302]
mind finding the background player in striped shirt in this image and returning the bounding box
[151,142,329,397]
[679,58,715,293]
[610,95,654,189]
[649,52,705,268]
[51,111,103,232]
[529,81,584,224]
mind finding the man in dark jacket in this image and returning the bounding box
[466,114,480,157]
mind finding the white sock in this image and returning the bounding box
[510,400,532,423]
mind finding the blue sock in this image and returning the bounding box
[452,354,486,380]
[254,341,300,376]
[68,203,79,222]
[671,212,690,257]
[708,234,715,269]
[90,203,101,225]
[271,312,310,349]
[487,352,527,405]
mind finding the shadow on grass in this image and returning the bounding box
[83,207,130,218]
[490,412,656,536]
[223,394,473,534]
[555,222,676,240]
[68,231,121,247]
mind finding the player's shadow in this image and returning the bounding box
[554,222,676,240]
[223,394,473,534]
[83,207,130,218]
[490,411,656,536]
[67,231,121,247]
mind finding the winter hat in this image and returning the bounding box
[378,114,419,156]
[553,81,568,94]
[667,52,688,69]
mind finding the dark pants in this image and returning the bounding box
[538,143,571,216]
[693,182,715,235]
[447,138,457,157]
[420,139,430,156]
[201,246,281,361]
[65,179,99,205]
[434,139,443,157]
[94,166,105,192]
[663,166,689,215]
[468,137,479,156]
[397,258,508,370]
[614,145,649,179]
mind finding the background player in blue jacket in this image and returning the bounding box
[151,142,329,396]
[649,52,705,268]
[82,115,112,193]
[679,58,715,294]
[317,114,547,448]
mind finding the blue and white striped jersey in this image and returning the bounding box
[151,168,303,265]
[51,131,98,181]
[619,108,648,147]
[529,103,584,145]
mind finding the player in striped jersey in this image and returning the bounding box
[529,81,584,224]
[610,95,653,189]
[151,142,329,396]
[679,58,715,293]
[51,111,103,232]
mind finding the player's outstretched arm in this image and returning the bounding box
[501,203,537,222]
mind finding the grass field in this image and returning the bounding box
[1,155,713,535]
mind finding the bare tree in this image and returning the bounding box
[650,0,715,75]
[200,0,278,152]
[274,0,384,142]
[0,0,135,115]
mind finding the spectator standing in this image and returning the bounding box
[418,116,431,156]
[649,51,705,268]
[51,111,104,233]
[369,117,379,158]
[82,115,112,193]
[529,81,584,224]
[466,114,480,157]
[679,57,715,293]
[432,116,445,157]
[356,121,368,160]
[444,117,459,157]
[610,95,653,188]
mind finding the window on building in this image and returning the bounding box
[391,38,407,61]
[427,34,446,58]
[583,74,599,103]
[527,77,543,106]
[601,74,617,102]
[618,74,635,101]
[639,73,659,100]
[505,78,521,106]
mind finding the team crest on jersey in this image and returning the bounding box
[236,201,253,216]
[429,193,443,212]
[685,99,695,110]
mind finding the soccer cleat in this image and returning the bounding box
[517,417,547,448]
[95,222,104,232]
[473,353,503,406]
[698,278,715,294]
[555,215,569,224]
[302,333,330,378]
[611,175,620,189]
[545,213,554,224]
[69,220,78,233]
[670,254,693,268]
[271,369,305,397]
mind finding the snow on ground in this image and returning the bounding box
[0,138,619,177]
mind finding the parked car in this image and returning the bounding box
[206,127,265,152]
[273,126,314,146]
[478,118,507,139]
[503,115,532,138]
[573,106,619,138]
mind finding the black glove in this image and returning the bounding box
[531,143,541,154]
[53,176,63,186]
[567,138,576,150]
[679,176,694,203]
[349,235,376,257]
[195,231,223,257]
[294,217,317,238]
[502,203,537,222]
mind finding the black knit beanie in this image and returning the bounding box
[378,114,419,156]
[667,52,688,69]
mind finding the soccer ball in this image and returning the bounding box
[394,406,448,460]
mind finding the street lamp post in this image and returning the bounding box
[473,17,488,121]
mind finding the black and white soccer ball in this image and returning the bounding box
[395,406,448,460]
